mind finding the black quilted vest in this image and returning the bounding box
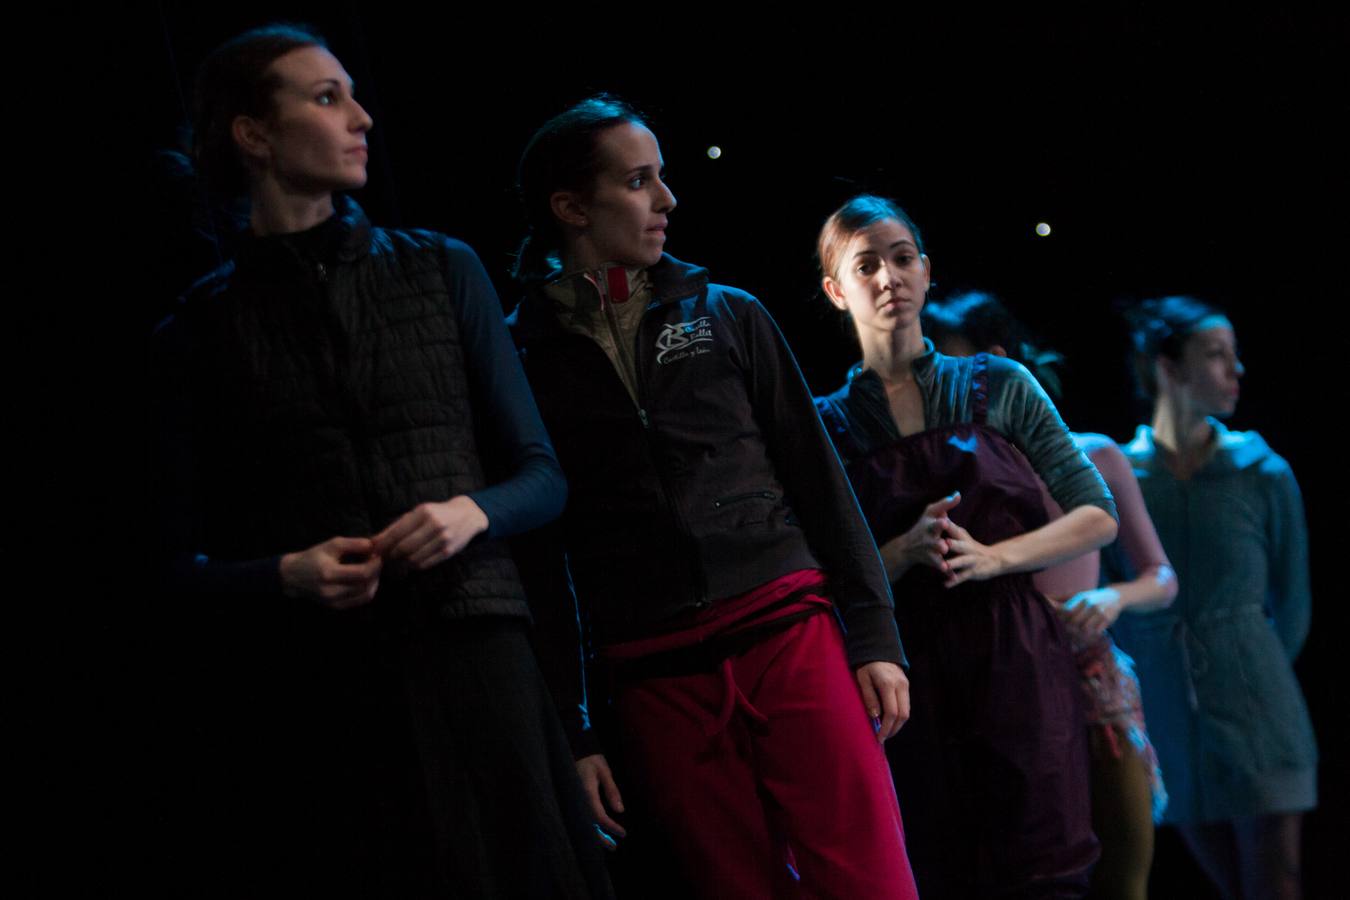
[180,200,527,620]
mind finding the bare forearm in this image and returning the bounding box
[993,506,1118,575]
[1112,563,1177,613]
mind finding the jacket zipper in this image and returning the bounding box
[633,299,710,608]
[311,255,374,530]
[595,268,642,408]
[713,490,776,509]
[523,282,709,609]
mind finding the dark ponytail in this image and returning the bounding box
[513,94,646,283]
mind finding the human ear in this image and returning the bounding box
[231,115,271,162]
[821,276,849,312]
[549,190,589,229]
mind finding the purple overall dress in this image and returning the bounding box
[829,355,1097,899]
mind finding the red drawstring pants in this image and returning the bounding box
[614,609,919,899]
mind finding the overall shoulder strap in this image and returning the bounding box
[971,353,990,425]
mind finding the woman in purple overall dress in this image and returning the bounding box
[812,196,1119,899]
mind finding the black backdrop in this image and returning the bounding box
[135,5,1346,894]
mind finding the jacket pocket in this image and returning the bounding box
[712,490,777,510]
[708,490,781,530]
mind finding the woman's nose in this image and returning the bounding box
[350,99,374,133]
[656,180,676,213]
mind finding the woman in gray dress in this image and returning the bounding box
[1111,296,1316,899]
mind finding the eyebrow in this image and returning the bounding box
[852,240,916,259]
[308,77,355,92]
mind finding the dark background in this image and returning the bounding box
[136,4,1346,894]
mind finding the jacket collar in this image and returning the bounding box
[646,253,709,303]
[1128,419,1272,474]
[834,339,939,443]
[233,194,372,278]
[510,253,709,343]
[838,341,987,444]
[846,338,939,389]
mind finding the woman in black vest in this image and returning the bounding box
[153,25,611,898]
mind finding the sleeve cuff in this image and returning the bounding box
[841,603,907,669]
[1089,493,1119,522]
[568,724,604,760]
[466,490,503,540]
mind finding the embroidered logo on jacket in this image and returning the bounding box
[656,317,714,364]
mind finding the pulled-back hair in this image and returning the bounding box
[513,94,647,283]
[923,291,1065,400]
[816,194,925,281]
[1124,295,1228,399]
[192,24,327,198]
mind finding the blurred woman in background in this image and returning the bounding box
[1112,297,1315,899]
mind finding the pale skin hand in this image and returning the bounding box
[279,536,382,609]
[1055,562,1177,642]
[878,493,962,581]
[371,496,489,570]
[855,661,911,741]
[940,522,1010,587]
[1058,587,1124,640]
[575,754,626,850]
[943,505,1118,588]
